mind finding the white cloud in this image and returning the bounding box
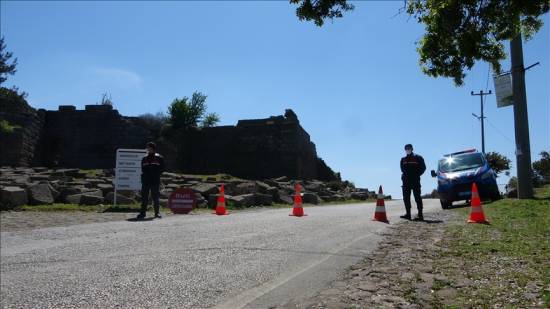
[92,67,143,90]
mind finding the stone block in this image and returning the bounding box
[79,194,104,205]
[27,183,54,205]
[1,186,28,206]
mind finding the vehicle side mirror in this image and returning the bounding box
[431,170,437,178]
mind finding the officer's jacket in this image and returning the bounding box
[141,153,165,184]
[400,153,426,184]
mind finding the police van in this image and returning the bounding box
[431,149,500,209]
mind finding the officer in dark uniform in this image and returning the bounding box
[400,144,426,221]
[137,142,165,219]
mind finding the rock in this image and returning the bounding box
[65,194,83,204]
[357,282,378,292]
[26,183,54,205]
[233,182,258,195]
[254,193,273,206]
[205,176,217,182]
[52,169,80,177]
[195,193,208,208]
[160,188,173,199]
[97,183,114,195]
[64,189,102,204]
[11,175,31,186]
[58,186,88,200]
[105,192,136,205]
[228,194,255,207]
[276,190,294,204]
[162,172,179,179]
[351,192,369,200]
[302,192,322,204]
[209,194,233,208]
[39,182,60,201]
[1,186,28,207]
[274,176,288,182]
[304,181,324,192]
[263,179,280,188]
[165,184,180,190]
[191,183,219,197]
[79,194,104,205]
[30,174,51,182]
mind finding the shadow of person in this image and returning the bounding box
[127,217,154,222]
[421,219,444,224]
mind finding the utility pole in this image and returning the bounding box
[510,31,534,199]
[471,90,492,154]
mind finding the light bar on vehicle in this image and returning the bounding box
[443,148,477,157]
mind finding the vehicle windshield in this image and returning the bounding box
[438,153,485,173]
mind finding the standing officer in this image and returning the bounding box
[400,144,426,221]
[137,142,165,219]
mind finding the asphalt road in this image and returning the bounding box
[1,199,440,309]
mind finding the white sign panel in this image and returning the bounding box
[115,149,146,191]
[494,74,514,108]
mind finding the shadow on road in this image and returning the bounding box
[421,219,444,224]
[126,217,154,222]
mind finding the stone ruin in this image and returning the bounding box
[1,100,382,209]
[1,99,337,181]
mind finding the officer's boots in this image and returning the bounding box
[400,209,412,220]
[413,210,424,221]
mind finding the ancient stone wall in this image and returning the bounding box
[1,102,337,181]
[0,93,45,167]
[34,105,153,168]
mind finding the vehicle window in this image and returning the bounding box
[438,153,484,173]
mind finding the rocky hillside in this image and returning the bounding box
[0,167,379,210]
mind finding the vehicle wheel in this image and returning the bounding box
[440,199,452,209]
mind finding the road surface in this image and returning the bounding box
[1,199,440,308]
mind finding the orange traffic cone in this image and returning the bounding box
[289,183,307,217]
[372,185,389,223]
[213,184,229,215]
[467,183,489,224]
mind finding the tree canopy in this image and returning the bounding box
[167,91,220,130]
[532,151,550,184]
[0,37,17,85]
[485,151,511,176]
[290,0,549,85]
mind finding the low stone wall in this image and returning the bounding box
[0,167,377,209]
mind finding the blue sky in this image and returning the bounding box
[1,1,549,198]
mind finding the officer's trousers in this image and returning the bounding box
[402,183,423,214]
[141,183,160,214]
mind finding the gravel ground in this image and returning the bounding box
[1,200,440,308]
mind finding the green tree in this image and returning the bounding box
[485,151,511,176]
[167,91,219,130]
[0,37,17,85]
[532,151,550,184]
[201,113,220,128]
[507,176,518,190]
[290,0,549,85]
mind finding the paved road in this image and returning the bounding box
[1,200,440,308]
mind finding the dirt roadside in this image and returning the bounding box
[285,208,546,309]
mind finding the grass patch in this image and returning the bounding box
[439,184,550,307]
[0,119,21,133]
[19,203,103,212]
[79,169,102,178]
